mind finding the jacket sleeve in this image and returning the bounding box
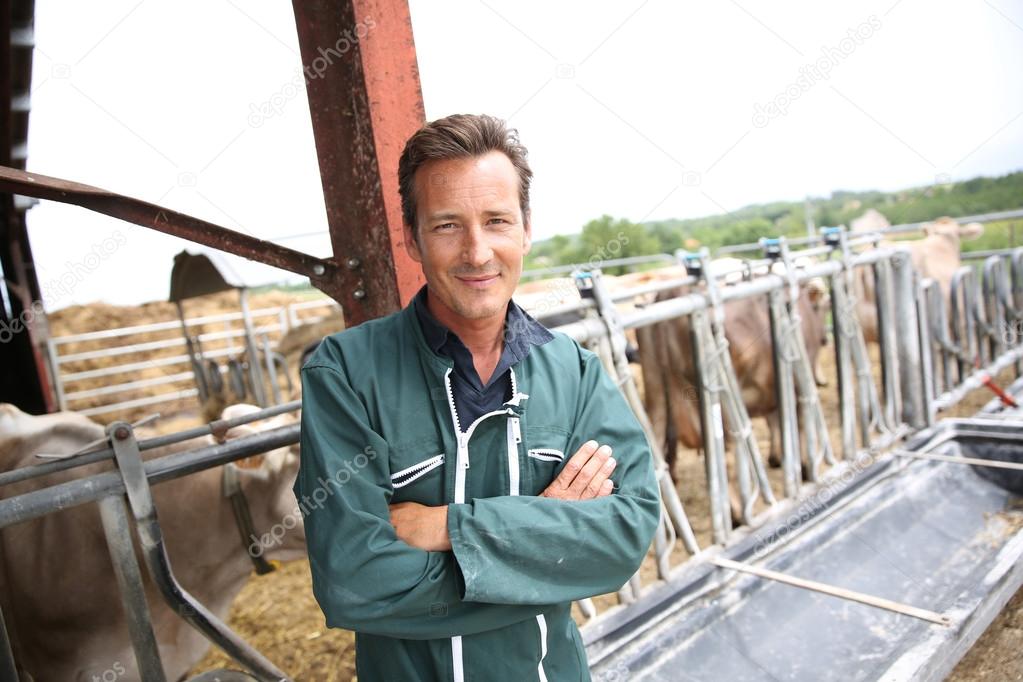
[446,349,661,605]
[296,363,552,639]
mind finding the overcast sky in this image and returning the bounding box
[22,0,1023,309]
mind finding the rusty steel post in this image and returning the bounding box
[293,0,426,325]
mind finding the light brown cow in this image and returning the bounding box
[0,404,302,682]
[637,282,829,482]
[852,215,984,343]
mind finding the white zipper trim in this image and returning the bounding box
[508,370,549,681]
[390,454,444,488]
[507,368,522,497]
[527,448,564,462]
[444,367,463,434]
[536,614,549,681]
[443,366,533,682]
[451,634,464,682]
[507,418,521,496]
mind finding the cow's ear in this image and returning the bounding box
[234,455,265,469]
[959,221,984,242]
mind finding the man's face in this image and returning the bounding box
[404,150,531,322]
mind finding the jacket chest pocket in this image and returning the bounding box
[389,440,447,505]
[523,426,571,496]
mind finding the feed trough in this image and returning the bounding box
[585,385,1023,681]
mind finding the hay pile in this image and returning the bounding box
[187,560,356,681]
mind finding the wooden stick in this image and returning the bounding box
[890,449,1023,472]
[712,557,952,626]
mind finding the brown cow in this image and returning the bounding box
[637,281,829,483]
[0,404,302,682]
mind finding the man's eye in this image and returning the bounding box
[435,223,457,231]
[488,217,509,225]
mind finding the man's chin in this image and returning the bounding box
[452,296,508,321]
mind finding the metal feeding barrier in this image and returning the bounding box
[2,228,1023,680]
[531,231,1023,679]
[47,298,339,419]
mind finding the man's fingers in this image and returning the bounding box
[549,440,600,494]
[567,444,613,498]
[581,455,617,499]
[540,440,620,500]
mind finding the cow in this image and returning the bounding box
[0,403,302,682]
[851,215,984,343]
[636,275,830,489]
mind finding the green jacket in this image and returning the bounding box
[295,300,660,681]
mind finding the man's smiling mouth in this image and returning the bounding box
[456,274,500,288]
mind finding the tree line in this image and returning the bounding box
[525,170,1023,273]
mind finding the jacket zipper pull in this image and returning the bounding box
[458,432,470,469]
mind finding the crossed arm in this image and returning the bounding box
[389,440,618,551]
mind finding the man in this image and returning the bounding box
[295,114,660,681]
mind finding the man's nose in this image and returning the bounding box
[462,224,495,268]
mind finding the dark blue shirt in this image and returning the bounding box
[412,284,554,430]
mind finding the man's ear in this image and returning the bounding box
[403,223,423,264]
[522,212,532,255]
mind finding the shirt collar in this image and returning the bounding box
[411,284,554,361]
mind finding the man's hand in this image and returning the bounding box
[389,501,451,551]
[541,440,616,500]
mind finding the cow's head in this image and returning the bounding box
[219,405,306,564]
[924,217,985,245]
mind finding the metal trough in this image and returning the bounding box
[585,383,1023,681]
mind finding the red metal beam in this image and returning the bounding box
[293,0,426,326]
[0,166,343,290]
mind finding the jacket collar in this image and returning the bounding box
[410,284,553,363]
[400,288,544,417]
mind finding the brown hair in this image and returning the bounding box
[398,114,533,236]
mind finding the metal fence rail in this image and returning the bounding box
[4,230,1023,680]
[716,206,1023,255]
